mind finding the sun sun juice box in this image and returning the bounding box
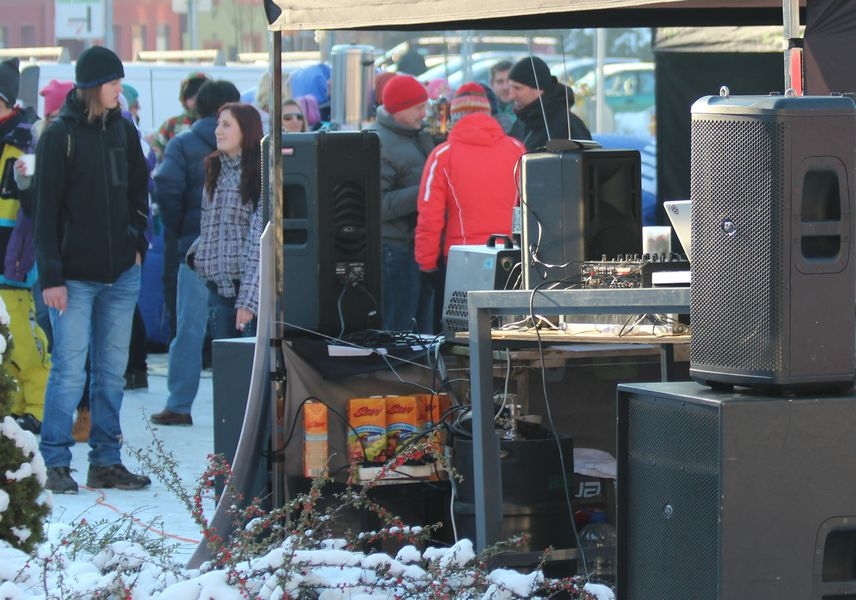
[347,396,387,464]
[385,395,424,457]
[416,393,451,453]
[303,401,328,478]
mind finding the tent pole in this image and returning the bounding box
[783,0,801,94]
[269,30,287,511]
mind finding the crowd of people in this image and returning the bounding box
[0,45,590,494]
[373,54,592,333]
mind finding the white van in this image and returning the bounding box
[19,61,267,136]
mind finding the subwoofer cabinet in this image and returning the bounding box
[617,381,856,600]
[212,338,269,500]
[689,94,856,393]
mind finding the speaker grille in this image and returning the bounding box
[332,181,368,260]
[626,394,720,599]
[689,117,785,372]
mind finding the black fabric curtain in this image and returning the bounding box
[654,51,783,217]
[804,0,856,94]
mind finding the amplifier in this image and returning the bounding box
[442,235,521,335]
[580,255,690,289]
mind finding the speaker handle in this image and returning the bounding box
[486,234,515,249]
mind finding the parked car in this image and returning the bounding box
[549,56,640,86]
[20,61,267,136]
[420,54,637,94]
[574,61,655,114]
[375,34,560,72]
[419,52,531,89]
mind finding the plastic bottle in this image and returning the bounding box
[577,511,617,589]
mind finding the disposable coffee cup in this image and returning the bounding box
[19,154,35,176]
[642,226,672,256]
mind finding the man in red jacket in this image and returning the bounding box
[415,82,526,329]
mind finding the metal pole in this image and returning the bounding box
[104,0,114,50]
[595,28,606,132]
[188,0,198,50]
[269,30,286,510]
[783,0,800,93]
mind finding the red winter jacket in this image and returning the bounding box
[415,112,525,271]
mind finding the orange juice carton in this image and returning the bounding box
[347,396,387,464]
[385,395,424,457]
[417,393,452,452]
[303,401,328,478]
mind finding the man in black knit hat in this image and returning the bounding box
[507,56,592,151]
[35,45,151,494]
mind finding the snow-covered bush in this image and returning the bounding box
[0,297,49,553]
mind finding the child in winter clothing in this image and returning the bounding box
[0,57,51,433]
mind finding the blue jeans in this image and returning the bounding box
[382,240,420,332]
[164,264,208,414]
[207,284,256,342]
[40,265,141,468]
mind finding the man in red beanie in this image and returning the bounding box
[415,82,526,329]
[368,74,435,332]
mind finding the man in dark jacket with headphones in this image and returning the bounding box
[508,56,592,151]
[150,80,240,426]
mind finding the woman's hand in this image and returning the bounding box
[43,286,68,314]
[236,307,255,332]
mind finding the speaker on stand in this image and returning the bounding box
[263,131,383,338]
[688,93,856,393]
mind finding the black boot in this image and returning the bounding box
[86,464,151,490]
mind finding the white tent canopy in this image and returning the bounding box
[268,0,803,31]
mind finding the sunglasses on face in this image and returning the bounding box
[283,113,304,121]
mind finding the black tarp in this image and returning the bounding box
[655,0,856,214]
[654,28,784,216]
[804,0,856,94]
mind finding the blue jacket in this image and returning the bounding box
[153,116,216,257]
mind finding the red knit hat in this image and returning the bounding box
[40,79,74,117]
[450,82,491,117]
[374,71,395,106]
[382,75,428,114]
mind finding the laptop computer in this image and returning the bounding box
[664,200,692,262]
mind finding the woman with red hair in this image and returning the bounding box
[187,102,264,341]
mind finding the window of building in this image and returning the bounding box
[132,24,147,57]
[156,24,169,51]
[20,25,36,47]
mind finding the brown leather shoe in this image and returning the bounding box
[150,409,193,426]
[72,408,90,443]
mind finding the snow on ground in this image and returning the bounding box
[0,353,615,599]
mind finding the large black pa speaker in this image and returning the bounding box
[521,147,642,288]
[278,131,382,337]
[689,94,856,393]
[617,381,856,600]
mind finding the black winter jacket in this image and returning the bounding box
[153,115,216,257]
[510,78,592,151]
[34,92,149,289]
